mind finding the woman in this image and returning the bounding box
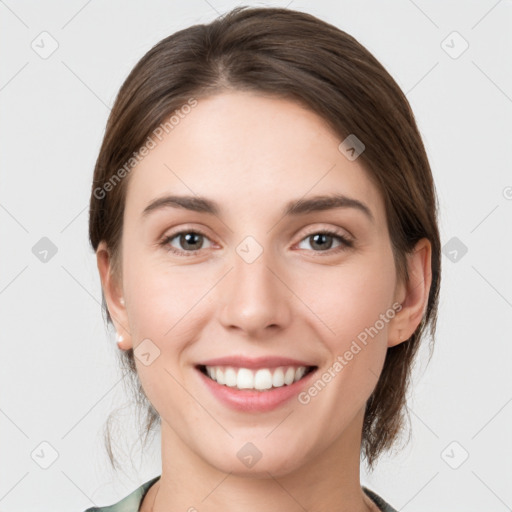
[86,5,440,511]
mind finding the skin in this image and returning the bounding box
[97,91,432,512]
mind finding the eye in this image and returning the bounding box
[160,230,213,256]
[296,229,353,254]
[160,227,353,257]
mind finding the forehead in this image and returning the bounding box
[124,91,385,226]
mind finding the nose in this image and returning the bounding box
[218,248,292,338]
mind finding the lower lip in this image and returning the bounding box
[196,367,317,412]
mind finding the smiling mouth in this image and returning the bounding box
[196,364,317,391]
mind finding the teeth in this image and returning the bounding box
[225,367,238,387]
[272,367,285,387]
[295,366,306,381]
[216,367,225,385]
[202,365,311,391]
[254,369,272,390]
[238,368,255,389]
[284,367,295,385]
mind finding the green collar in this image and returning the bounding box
[84,476,397,512]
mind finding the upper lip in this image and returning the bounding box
[196,356,317,370]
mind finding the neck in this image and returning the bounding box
[145,407,377,512]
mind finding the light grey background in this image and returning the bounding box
[1,1,511,511]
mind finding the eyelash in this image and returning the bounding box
[159,228,354,257]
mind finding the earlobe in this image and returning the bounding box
[388,238,432,348]
[96,241,132,349]
[116,332,131,350]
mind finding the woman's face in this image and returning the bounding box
[106,91,408,476]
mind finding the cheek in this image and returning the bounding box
[122,259,216,411]
[297,252,397,347]
[293,261,396,428]
[123,246,207,337]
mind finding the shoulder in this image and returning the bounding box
[82,475,161,512]
[362,486,399,512]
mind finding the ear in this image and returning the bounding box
[96,241,133,350]
[388,238,432,348]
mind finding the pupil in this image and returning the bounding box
[182,232,202,250]
[311,233,332,250]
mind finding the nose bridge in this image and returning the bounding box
[218,236,291,335]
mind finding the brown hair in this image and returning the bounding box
[89,5,441,472]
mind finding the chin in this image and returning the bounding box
[205,446,305,479]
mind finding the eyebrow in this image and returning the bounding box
[141,193,374,223]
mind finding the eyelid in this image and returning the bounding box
[293,226,354,255]
[159,225,215,255]
[160,223,355,256]
[160,223,216,242]
[298,224,354,242]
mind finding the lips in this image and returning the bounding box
[194,355,319,411]
[195,356,318,390]
[196,360,318,412]
[198,364,316,390]
[195,355,317,370]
